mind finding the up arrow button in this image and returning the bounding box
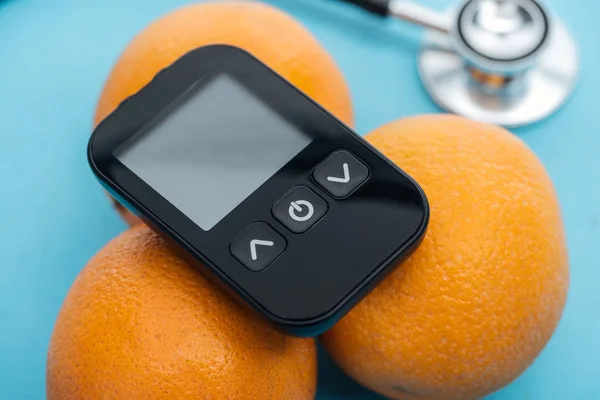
[249,239,274,261]
[230,223,286,271]
[313,151,369,198]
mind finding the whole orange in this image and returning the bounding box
[47,226,317,399]
[93,1,354,226]
[320,115,569,400]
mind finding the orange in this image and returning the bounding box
[93,1,354,225]
[320,115,569,400]
[47,226,317,399]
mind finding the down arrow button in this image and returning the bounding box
[313,150,369,198]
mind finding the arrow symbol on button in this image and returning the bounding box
[327,163,350,183]
[249,239,274,261]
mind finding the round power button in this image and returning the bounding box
[288,200,314,222]
[272,186,328,234]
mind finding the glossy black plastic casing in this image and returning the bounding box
[88,45,429,337]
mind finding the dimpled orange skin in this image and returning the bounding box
[47,226,317,399]
[320,115,569,400]
[94,1,353,226]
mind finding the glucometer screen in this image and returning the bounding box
[115,74,312,230]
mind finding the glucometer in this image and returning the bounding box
[88,45,429,337]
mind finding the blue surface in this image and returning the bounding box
[0,0,598,399]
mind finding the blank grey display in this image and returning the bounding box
[115,74,311,230]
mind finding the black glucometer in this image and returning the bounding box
[88,45,429,337]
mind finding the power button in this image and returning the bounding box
[289,200,315,222]
[272,186,327,233]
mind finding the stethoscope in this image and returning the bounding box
[337,0,579,127]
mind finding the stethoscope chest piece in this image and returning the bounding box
[418,0,579,127]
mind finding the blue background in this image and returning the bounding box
[0,0,598,398]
